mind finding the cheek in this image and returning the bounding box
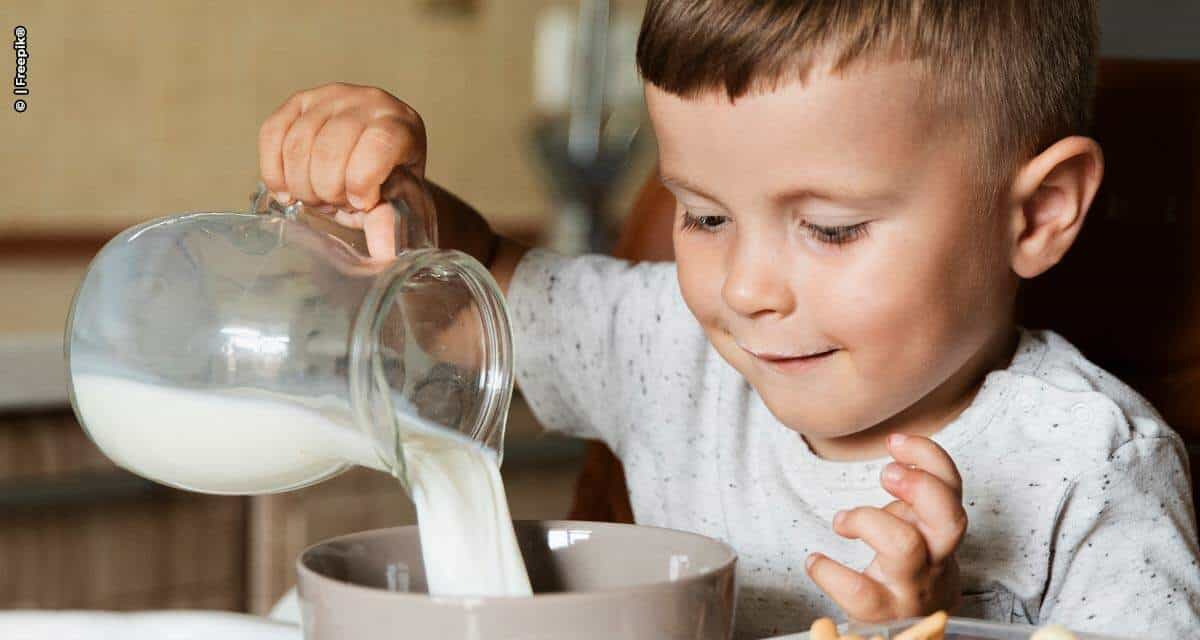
[828,217,1010,387]
[674,232,728,330]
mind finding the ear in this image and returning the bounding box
[1006,136,1104,279]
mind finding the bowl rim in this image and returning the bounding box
[295,519,739,604]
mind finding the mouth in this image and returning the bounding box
[738,343,840,373]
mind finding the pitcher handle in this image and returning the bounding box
[250,165,438,260]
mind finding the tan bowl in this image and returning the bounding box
[297,520,738,639]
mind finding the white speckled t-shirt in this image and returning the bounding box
[507,248,1200,639]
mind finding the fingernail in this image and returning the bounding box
[806,553,819,570]
[347,194,365,210]
[888,433,907,448]
[883,463,905,484]
[275,191,291,204]
[832,510,846,528]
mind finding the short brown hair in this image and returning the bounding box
[637,0,1098,193]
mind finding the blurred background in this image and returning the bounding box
[0,0,1196,618]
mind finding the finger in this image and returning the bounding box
[310,114,367,206]
[327,205,395,260]
[363,201,398,260]
[882,463,968,563]
[333,208,366,229]
[281,104,335,205]
[258,94,304,198]
[345,116,424,211]
[805,553,891,622]
[886,434,962,497]
[833,507,927,579]
[883,499,919,526]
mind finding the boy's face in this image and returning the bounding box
[647,60,1019,445]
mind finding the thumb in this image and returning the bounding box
[363,201,398,261]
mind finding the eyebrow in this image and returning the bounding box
[660,174,898,207]
[659,175,719,201]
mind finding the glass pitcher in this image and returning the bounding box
[64,167,513,495]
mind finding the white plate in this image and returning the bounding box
[0,610,301,640]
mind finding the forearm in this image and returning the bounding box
[426,179,528,296]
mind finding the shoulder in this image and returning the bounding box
[982,329,1182,471]
[511,248,691,329]
[512,248,676,295]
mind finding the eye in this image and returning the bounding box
[800,220,870,246]
[680,210,729,233]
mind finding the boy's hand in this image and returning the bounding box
[258,83,427,258]
[806,434,966,622]
[259,82,426,210]
[258,82,524,291]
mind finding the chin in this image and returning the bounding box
[753,386,877,439]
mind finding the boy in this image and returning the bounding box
[257,1,1200,637]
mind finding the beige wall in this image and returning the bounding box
[0,1,652,238]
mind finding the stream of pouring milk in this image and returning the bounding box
[71,373,533,597]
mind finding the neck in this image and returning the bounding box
[805,324,1021,462]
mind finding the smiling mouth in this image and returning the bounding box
[738,344,840,372]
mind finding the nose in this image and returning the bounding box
[721,232,795,319]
